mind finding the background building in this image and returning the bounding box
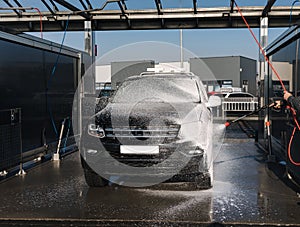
[190,56,257,95]
[111,61,155,90]
[96,56,257,95]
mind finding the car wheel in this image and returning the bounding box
[195,172,212,189]
[83,167,108,187]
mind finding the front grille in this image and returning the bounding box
[104,125,180,141]
[102,124,180,167]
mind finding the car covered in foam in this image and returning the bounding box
[80,72,221,188]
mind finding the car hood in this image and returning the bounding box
[94,101,202,127]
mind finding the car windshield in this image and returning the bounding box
[112,76,200,103]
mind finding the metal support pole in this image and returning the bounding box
[84,20,96,95]
[230,0,234,13]
[259,17,268,130]
[260,17,274,159]
[85,21,93,56]
[81,21,96,148]
[260,17,268,95]
[78,53,83,138]
[180,29,183,69]
[17,108,26,175]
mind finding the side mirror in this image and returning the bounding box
[207,95,222,108]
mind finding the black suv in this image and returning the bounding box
[81,72,220,188]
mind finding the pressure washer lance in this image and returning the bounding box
[224,101,279,128]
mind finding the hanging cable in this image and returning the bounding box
[234,1,287,92]
[287,106,300,130]
[33,8,43,39]
[288,127,300,165]
[289,0,300,26]
[286,105,300,165]
[47,15,70,137]
[0,7,43,38]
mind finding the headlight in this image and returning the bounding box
[167,124,181,136]
[88,124,106,138]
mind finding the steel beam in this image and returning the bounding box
[117,1,126,15]
[193,0,197,14]
[41,0,56,15]
[49,0,59,11]
[13,0,25,12]
[262,0,277,17]
[230,0,234,13]
[79,0,88,10]
[52,0,90,19]
[3,0,21,17]
[0,6,299,31]
[121,0,127,10]
[154,0,163,15]
[117,1,130,28]
[85,0,93,9]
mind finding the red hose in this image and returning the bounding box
[288,127,300,166]
[287,106,300,130]
[234,1,287,92]
[234,1,300,166]
[287,106,300,166]
[33,8,43,39]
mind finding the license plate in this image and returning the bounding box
[120,145,159,155]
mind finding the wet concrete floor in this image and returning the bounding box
[0,124,299,226]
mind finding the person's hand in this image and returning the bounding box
[283,91,292,101]
[273,100,282,109]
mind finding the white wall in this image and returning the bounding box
[156,62,190,72]
[271,62,293,82]
[96,65,111,83]
[95,62,190,83]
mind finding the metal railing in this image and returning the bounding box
[211,97,259,119]
[222,97,259,112]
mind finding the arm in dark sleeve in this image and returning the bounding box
[288,96,300,112]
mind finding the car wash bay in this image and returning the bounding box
[0,124,299,227]
[1,0,300,226]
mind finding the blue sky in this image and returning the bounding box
[41,28,286,61]
[12,0,297,60]
[0,0,292,11]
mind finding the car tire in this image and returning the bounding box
[195,172,212,189]
[83,167,108,187]
[95,97,109,113]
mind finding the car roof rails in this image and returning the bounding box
[140,68,195,77]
